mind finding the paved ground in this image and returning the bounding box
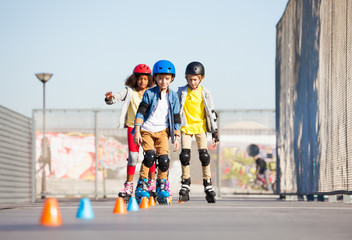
[1,196,352,240]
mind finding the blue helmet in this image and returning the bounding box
[152,60,176,77]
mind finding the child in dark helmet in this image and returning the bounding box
[105,64,156,201]
[177,61,219,203]
[247,144,272,191]
[132,60,181,204]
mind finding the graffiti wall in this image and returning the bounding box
[35,132,128,180]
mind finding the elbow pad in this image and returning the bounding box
[174,113,181,124]
[137,102,149,116]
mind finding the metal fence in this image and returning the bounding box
[276,0,352,195]
[32,108,275,199]
[0,105,33,203]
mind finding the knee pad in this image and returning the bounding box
[127,151,139,166]
[158,155,170,172]
[179,149,191,166]
[199,149,210,166]
[142,150,156,168]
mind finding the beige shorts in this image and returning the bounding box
[181,131,208,150]
[141,129,169,155]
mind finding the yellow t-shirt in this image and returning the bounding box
[181,85,207,134]
[126,89,143,128]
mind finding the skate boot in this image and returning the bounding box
[135,178,150,202]
[165,179,172,196]
[148,179,156,198]
[178,178,191,202]
[203,178,216,203]
[118,181,133,202]
[156,179,170,205]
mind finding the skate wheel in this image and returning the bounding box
[123,196,131,203]
[205,196,216,203]
[157,197,168,205]
[179,195,189,202]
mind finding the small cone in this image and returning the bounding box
[40,198,62,227]
[76,198,94,219]
[139,197,150,209]
[127,197,139,211]
[149,196,156,206]
[113,197,127,214]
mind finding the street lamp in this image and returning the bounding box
[35,73,53,198]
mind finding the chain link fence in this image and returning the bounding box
[32,108,275,199]
[276,0,352,195]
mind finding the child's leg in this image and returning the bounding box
[148,162,157,197]
[195,132,211,180]
[126,127,139,181]
[154,129,169,180]
[154,129,170,204]
[135,131,156,199]
[139,131,156,179]
[195,132,216,203]
[180,132,193,179]
[118,127,138,200]
[179,131,193,202]
[149,164,156,179]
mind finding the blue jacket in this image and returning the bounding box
[133,86,181,143]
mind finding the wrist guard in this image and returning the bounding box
[212,131,219,143]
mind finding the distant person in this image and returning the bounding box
[247,144,272,191]
[38,136,52,175]
[177,62,219,203]
[105,64,155,202]
[132,60,181,204]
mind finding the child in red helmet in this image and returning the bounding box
[105,64,156,201]
[177,61,219,203]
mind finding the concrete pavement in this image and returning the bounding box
[0,196,351,240]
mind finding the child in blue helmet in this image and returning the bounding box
[177,61,219,203]
[132,60,181,204]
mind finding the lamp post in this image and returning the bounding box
[35,73,53,198]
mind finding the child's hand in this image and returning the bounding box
[133,132,142,146]
[105,91,113,101]
[173,139,180,152]
[212,132,219,148]
[212,138,219,148]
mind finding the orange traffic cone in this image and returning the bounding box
[139,197,150,209]
[40,198,62,227]
[149,196,156,206]
[113,197,127,214]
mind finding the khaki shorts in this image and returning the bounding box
[181,131,208,150]
[141,129,169,155]
[180,131,210,180]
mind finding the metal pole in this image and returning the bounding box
[41,82,46,198]
[216,111,221,197]
[94,111,98,199]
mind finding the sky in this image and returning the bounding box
[0,0,288,117]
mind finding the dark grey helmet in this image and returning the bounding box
[247,144,259,157]
[185,61,205,76]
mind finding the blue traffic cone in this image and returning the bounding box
[127,197,139,211]
[76,198,94,219]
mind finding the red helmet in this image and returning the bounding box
[133,64,152,74]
